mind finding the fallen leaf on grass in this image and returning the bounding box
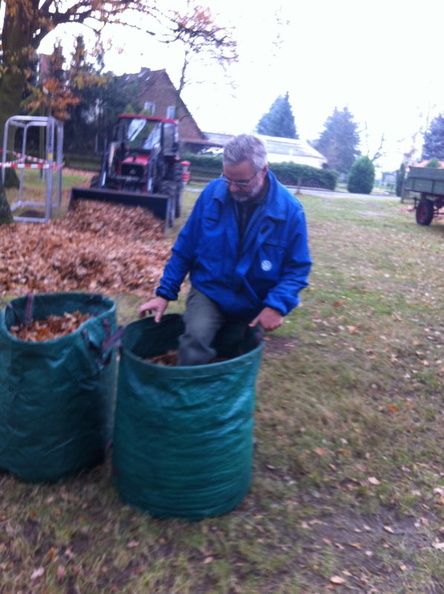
[336,448,350,456]
[31,567,44,580]
[433,542,444,550]
[46,547,58,561]
[387,404,399,413]
[368,476,381,485]
[313,447,329,456]
[383,525,395,534]
[330,575,346,584]
[334,542,345,550]
[56,565,67,581]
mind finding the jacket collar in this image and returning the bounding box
[213,170,287,222]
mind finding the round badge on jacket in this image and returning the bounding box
[261,260,272,271]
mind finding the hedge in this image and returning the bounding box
[181,152,337,190]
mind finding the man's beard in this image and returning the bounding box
[231,176,264,203]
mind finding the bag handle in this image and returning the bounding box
[5,294,34,327]
[25,294,35,325]
[82,321,125,368]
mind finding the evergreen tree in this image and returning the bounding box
[313,107,360,174]
[347,156,375,194]
[256,93,298,139]
[422,115,444,160]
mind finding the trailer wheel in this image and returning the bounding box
[416,197,434,226]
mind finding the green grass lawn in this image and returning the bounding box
[0,187,443,592]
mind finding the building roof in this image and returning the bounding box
[203,132,327,168]
[258,135,323,158]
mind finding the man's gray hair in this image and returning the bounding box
[223,134,268,172]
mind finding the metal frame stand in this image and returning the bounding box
[1,116,64,222]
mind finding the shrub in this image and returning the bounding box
[347,156,375,194]
[269,162,337,190]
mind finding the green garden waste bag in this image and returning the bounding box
[113,314,263,519]
[0,293,117,482]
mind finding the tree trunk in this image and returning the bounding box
[0,1,38,216]
[0,0,36,149]
[0,69,26,150]
[0,180,14,225]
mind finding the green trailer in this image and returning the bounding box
[403,166,444,225]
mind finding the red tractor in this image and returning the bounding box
[71,114,184,229]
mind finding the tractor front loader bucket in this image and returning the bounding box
[70,187,174,233]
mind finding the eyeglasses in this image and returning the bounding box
[220,172,258,187]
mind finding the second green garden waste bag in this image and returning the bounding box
[0,293,118,483]
[112,314,264,519]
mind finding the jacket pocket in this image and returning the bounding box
[249,239,286,283]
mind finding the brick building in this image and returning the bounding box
[120,68,219,152]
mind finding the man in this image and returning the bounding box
[139,134,312,365]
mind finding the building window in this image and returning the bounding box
[143,101,155,115]
[166,105,176,119]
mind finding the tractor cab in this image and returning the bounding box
[117,115,179,156]
[70,113,184,231]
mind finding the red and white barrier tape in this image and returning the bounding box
[0,150,57,167]
[0,162,62,170]
[13,152,49,164]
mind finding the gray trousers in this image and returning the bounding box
[178,287,226,366]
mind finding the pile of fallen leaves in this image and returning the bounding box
[0,200,172,296]
[9,311,92,342]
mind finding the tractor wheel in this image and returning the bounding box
[416,196,434,226]
[160,180,175,228]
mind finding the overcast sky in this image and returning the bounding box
[41,0,444,170]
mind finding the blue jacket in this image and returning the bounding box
[156,170,312,320]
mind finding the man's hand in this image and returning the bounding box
[249,306,284,332]
[138,296,169,323]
